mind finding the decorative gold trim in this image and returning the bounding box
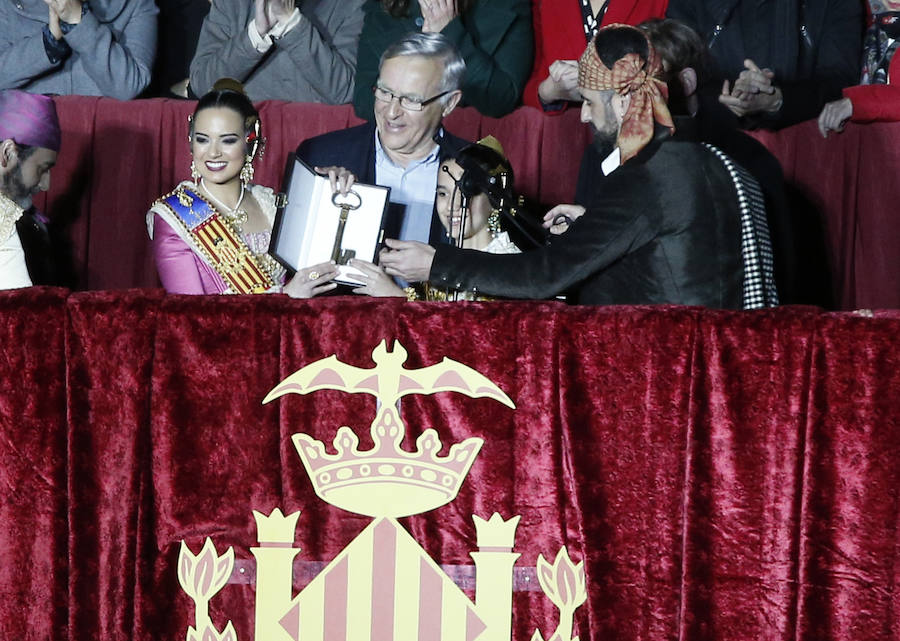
[154,185,275,293]
[0,191,24,244]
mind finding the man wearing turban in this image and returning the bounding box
[380,24,751,308]
[0,90,62,290]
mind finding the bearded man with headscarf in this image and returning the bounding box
[380,24,748,308]
[0,90,65,290]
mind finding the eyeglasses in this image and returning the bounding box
[372,85,451,111]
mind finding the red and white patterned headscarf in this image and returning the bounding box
[578,24,674,164]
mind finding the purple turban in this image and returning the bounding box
[0,90,61,152]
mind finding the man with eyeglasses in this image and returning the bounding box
[296,32,468,253]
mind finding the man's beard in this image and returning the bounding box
[1,165,34,209]
[589,122,618,160]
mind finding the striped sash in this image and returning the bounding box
[157,185,274,294]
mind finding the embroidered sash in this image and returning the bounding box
[157,185,274,294]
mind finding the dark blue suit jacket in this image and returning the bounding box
[295,122,468,245]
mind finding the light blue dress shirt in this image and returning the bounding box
[373,130,442,243]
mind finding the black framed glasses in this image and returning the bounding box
[372,85,451,111]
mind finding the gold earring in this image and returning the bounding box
[190,160,200,184]
[240,157,254,184]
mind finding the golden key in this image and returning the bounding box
[330,190,362,265]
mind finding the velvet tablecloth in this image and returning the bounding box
[1,289,899,641]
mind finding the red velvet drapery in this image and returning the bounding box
[2,289,900,641]
[750,122,900,311]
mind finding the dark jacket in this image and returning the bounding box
[431,131,744,307]
[666,0,864,129]
[295,121,468,245]
[351,0,533,119]
[16,210,74,288]
[670,114,796,302]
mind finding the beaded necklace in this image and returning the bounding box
[199,179,249,232]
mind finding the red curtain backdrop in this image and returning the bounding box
[750,122,900,311]
[2,289,900,641]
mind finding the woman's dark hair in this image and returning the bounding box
[382,0,474,18]
[190,79,262,158]
[637,18,709,83]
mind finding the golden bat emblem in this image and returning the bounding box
[262,339,515,409]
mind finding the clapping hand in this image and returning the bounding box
[719,59,783,117]
[818,98,853,137]
[44,0,81,27]
[420,0,458,33]
[549,60,579,90]
[254,0,294,35]
[538,60,580,103]
[48,5,62,39]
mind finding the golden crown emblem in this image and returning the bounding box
[263,339,514,518]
